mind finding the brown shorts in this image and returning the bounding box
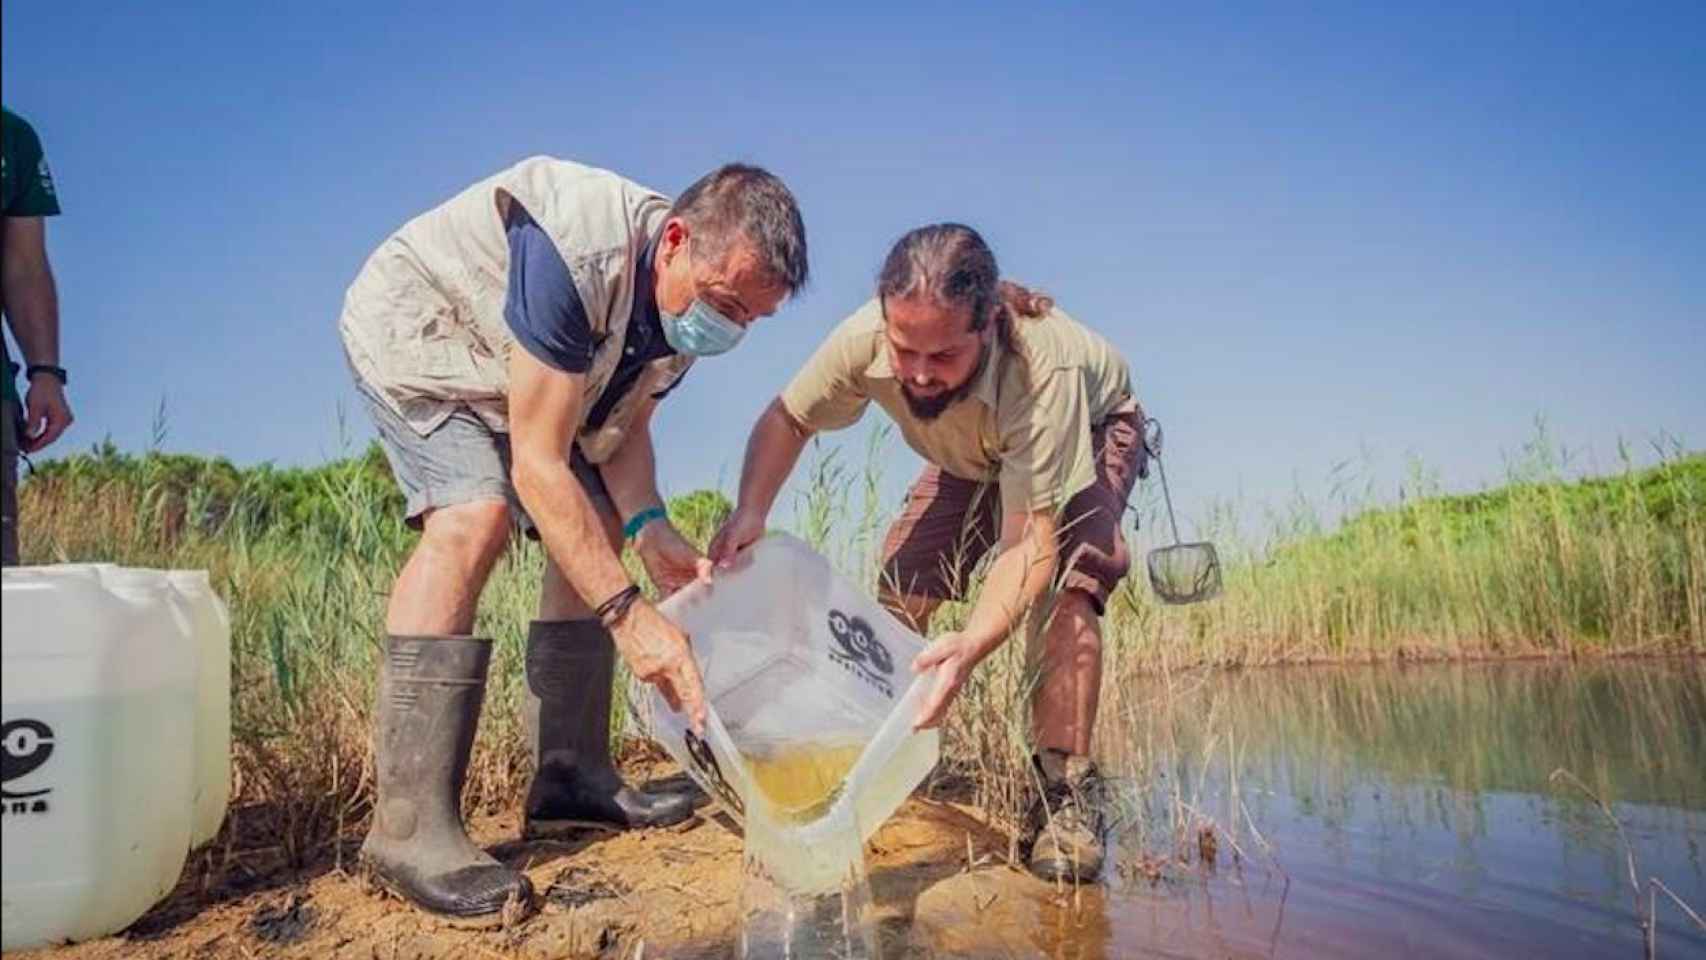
[879,409,1147,615]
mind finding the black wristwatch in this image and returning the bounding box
[25,364,68,386]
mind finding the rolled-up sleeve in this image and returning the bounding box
[4,113,60,217]
[503,211,594,374]
[780,313,876,432]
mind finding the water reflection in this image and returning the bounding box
[913,659,1706,958]
[1102,659,1706,958]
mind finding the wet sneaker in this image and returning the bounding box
[1023,750,1106,884]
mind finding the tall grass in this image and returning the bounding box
[785,432,1705,836]
[1110,433,1705,670]
[11,430,1702,865]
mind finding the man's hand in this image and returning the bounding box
[635,520,713,596]
[507,346,707,733]
[707,505,766,567]
[611,600,708,734]
[909,630,992,731]
[21,375,71,453]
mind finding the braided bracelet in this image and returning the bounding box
[595,584,643,627]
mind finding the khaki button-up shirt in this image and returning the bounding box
[781,299,1136,517]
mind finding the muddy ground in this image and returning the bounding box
[13,761,1120,959]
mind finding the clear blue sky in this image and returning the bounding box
[4,2,1701,540]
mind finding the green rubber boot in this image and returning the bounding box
[360,635,533,921]
[523,619,696,838]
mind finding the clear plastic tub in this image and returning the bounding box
[739,806,879,958]
[634,533,941,894]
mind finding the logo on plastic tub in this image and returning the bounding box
[827,609,895,699]
[1,718,55,816]
[683,729,744,817]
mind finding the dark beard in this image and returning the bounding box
[899,345,989,421]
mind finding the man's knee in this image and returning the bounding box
[1041,590,1103,657]
[1055,589,1100,625]
[419,500,512,571]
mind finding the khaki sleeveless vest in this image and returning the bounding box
[338,156,690,463]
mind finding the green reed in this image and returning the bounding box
[11,428,1701,864]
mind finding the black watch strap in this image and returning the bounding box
[25,364,68,386]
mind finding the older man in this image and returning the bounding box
[710,223,1143,884]
[340,157,806,919]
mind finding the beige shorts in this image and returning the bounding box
[355,378,613,537]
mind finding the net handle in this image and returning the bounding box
[1143,417,1184,546]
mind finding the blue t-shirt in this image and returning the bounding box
[503,210,684,429]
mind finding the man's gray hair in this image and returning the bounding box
[670,164,809,294]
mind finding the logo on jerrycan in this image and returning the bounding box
[2,718,56,815]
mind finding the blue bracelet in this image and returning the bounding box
[623,506,669,541]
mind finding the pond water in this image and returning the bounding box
[910,658,1706,958]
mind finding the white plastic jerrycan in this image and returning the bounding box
[73,566,232,847]
[160,570,231,848]
[635,533,941,892]
[1,565,197,950]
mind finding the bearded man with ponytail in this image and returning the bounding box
[710,223,1147,884]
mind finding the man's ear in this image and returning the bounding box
[658,217,689,264]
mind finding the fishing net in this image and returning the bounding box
[1140,417,1222,605]
[1147,541,1222,605]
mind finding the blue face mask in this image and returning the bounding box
[660,299,746,357]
